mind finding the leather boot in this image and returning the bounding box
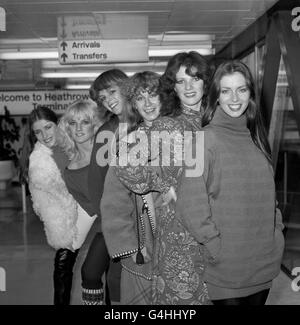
[53,248,79,305]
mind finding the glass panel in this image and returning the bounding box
[272,56,300,274]
[241,51,255,77]
[257,44,266,93]
[240,44,265,95]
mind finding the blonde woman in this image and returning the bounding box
[58,99,107,304]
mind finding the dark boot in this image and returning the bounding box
[53,248,79,305]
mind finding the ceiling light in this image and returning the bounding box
[42,72,100,78]
[149,48,214,56]
[42,71,163,79]
[0,43,214,60]
[66,84,91,90]
[149,33,215,42]
[0,51,59,60]
[0,38,57,45]
[42,60,168,69]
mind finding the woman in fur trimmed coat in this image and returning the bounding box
[27,106,79,305]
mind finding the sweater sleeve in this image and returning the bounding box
[275,202,284,231]
[175,133,221,262]
[101,167,140,259]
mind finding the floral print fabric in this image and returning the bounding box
[115,111,211,305]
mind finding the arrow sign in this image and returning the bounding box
[61,16,66,28]
[60,53,68,63]
[57,16,67,38]
[60,41,67,51]
[60,30,67,39]
[57,14,148,40]
[58,39,148,64]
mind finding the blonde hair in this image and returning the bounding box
[58,99,102,159]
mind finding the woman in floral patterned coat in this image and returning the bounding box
[101,71,163,304]
[115,52,213,305]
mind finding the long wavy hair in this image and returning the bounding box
[160,51,212,116]
[19,106,60,183]
[120,71,162,135]
[89,69,128,121]
[202,60,272,164]
[58,99,103,159]
[28,106,58,143]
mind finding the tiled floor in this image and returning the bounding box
[0,185,299,305]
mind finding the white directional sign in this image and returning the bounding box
[57,14,149,64]
[57,14,148,40]
[58,39,148,64]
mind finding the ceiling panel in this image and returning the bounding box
[1,0,278,40]
[0,0,279,89]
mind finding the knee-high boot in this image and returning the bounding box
[53,248,79,305]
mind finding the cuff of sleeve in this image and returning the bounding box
[276,222,285,231]
[204,236,221,264]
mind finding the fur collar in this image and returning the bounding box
[29,142,78,250]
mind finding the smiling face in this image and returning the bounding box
[32,119,57,148]
[218,71,250,118]
[98,84,126,117]
[134,89,161,126]
[174,65,204,111]
[67,114,95,144]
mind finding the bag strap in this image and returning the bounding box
[134,193,144,265]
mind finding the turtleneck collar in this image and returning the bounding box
[210,106,249,134]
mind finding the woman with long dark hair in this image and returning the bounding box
[176,60,285,305]
[159,50,212,130]
[27,106,78,305]
[109,60,213,304]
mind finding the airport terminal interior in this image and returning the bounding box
[1,0,300,305]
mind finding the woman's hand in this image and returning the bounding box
[162,186,177,206]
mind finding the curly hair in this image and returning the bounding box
[19,106,59,184]
[28,106,58,143]
[160,51,212,116]
[58,99,102,159]
[120,71,162,134]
